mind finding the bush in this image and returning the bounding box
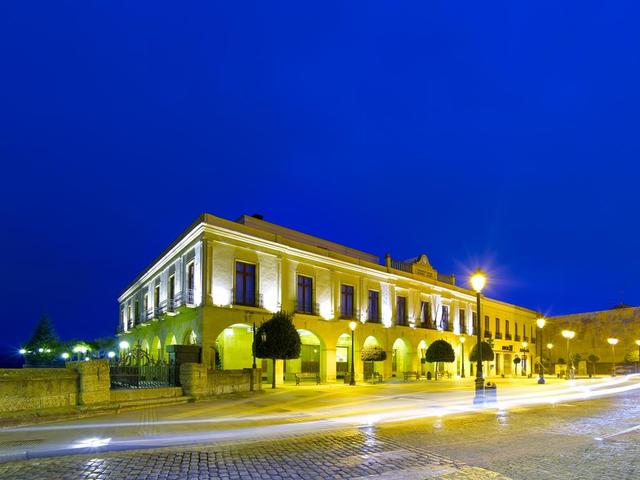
[425,340,455,363]
[469,341,494,362]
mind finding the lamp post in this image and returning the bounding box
[460,336,466,378]
[561,330,575,379]
[635,340,640,374]
[470,270,487,395]
[252,321,257,369]
[349,321,357,386]
[522,341,529,377]
[536,317,546,384]
[607,337,618,376]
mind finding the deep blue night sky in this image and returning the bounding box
[2,1,640,357]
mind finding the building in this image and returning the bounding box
[548,305,640,372]
[117,213,539,383]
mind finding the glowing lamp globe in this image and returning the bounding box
[607,338,619,346]
[536,317,546,329]
[547,343,553,350]
[460,336,465,344]
[470,271,486,293]
[349,321,357,331]
[119,341,130,350]
[561,330,575,340]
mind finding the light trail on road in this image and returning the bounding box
[2,375,639,462]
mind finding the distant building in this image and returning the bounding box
[117,213,539,382]
[548,305,640,370]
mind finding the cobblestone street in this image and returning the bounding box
[1,379,639,479]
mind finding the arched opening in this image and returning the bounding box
[283,329,322,381]
[164,333,177,361]
[215,323,253,370]
[151,336,162,362]
[391,338,412,377]
[140,338,150,354]
[362,335,384,380]
[183,330,197,345]
[336,333,352,380]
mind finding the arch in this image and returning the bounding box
[215,323,254,370]
[151,336,162,361]
[183,330,197,345]
[362,335,384,379]
[363,335,380,347]
[163,333,177,361]
[140,338,150,354]
[290,329,323,377]
[336,333,352,380]
[391,337,412,376]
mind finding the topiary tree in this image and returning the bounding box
[24,314,59,360]
[361,345,387,381]
[513,356,521,375]
[255,311,301,389]
[557,357,566,365]
[569,352,582,368]
[587,354,600,377]
[425,340,455,379]
[469,341,494,378]
[361,345,387,362]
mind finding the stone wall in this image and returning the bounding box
[111,387,183,403]
[66,360,111,405]
[0,368,78,413]
[180,363,261,398]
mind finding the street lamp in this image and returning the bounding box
[460,336,466,378]
[522,341,529,377]
[607,337,618,376]
[349,321,357,386]
[635,340,640,374]
[536,317,546,384]
[252,321,257,369]
[561,330,575,379]
[470,270,487,396]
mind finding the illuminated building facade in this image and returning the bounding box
[117,213,539,383]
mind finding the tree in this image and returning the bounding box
[557,357,566,365]
[587,354,600,377]
[361,345,386,362]
[24,314,59,358]
[425,340,455,379]
[569,352,582,367]
[255,311,301,389]
[513,356,521,375]
[469,341,494,378]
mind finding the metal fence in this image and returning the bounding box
[110,364,178,389]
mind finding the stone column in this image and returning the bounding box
[323,348,336,382]
[66,360,110,405]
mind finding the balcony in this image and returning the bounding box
[396,317,409,327]
[523,336,529,342]
[531,337,536,344]
[505,333,512,341]
[495,332,503,340]
[484,331,492,339]
[295,302,320,316]
[418,321,436,330]
[232,289,264,309]
[515,335,521,342]
[367,315,381,324]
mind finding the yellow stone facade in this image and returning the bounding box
[118,213,539,382]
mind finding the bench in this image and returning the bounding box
[403,371,420,381]
[295,372,320,385]
[369,371,383,384]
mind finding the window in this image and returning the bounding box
[368,290,380,322]
[505,320,510,335]
[341,285,354,318]
[297,275,313,313]
[420,301,432,327]
[134,300,140,323]
[472,312,478,335]
[187,262,195,290]
[484,315,490,332]
[169,275,175,301]
[495,317,501,333]
[143,294,148,314]
[235,261,256,306]
[396,296,407,325]
[459,309,466,334]
[441,305,450,330]
[515,323,519,337]
[154,285,160,309]
[127,304,132,326]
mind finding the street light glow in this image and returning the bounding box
[470,271,487,293]
[61,352,69,359]
[522,341,528,349]
[119,341,130,350]
[536,317,546,329]
[107,351,116,359]
[547,343,553,350]
[636,340,640,347]
[460,336,465,344]
[19,348,26,355]
[607,338,619,346]
[349,321,357,331]
[562,330,575,340]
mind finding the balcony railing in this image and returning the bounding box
[515,335,521,342]
[484,331,492,338]
[396,317,409,327]
[530,337,536,344]
[295,302,320,316]
[367,315,381,324]
[495,332,503,340]
[505,333,512,341]
[232,289,264,309]
[523,336,529,342]
[390,260,413,273]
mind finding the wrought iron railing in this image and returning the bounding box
[484,331,492,338]
[295,302,320,316]
[231,288,264,308]
[505,333,512,340]
[110,364,177,389]
[495,332,503,340]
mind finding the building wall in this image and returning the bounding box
[118,214,539,381]
[548,306,640,365]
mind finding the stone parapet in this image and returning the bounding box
[66,360,111,405]
[180,363,261,398]
[0,368,78,413]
